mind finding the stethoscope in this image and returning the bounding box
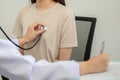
[0,25,45,50]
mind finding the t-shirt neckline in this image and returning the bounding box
[33,2,59,14]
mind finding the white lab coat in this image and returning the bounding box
[0,39,80,80]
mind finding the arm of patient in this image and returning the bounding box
[0,39,80,80]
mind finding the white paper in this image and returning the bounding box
[80,62,120,80]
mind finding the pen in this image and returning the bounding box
[100,41,105,53]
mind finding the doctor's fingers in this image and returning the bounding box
[30,22,43,30]
[28,22,46,35]
[36,29,46,35]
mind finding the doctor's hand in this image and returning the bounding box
[18,23,46,46]
[79,53,109,75]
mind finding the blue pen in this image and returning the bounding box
[100,41,105,53]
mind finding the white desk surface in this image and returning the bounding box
[80,61,120,80]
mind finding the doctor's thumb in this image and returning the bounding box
[37,29,46,35]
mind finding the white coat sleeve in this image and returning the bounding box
[0,39,80,80]
[0,39,35,80]
[32,60,80,80]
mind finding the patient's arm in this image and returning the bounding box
[58,48,73,60]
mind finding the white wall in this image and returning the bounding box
[66,0,120,61]
[0,0,120,61]
[0,0,28,39]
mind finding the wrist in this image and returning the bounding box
[22,37,29,44]
[18,37,29,46]
[79,61,89,75]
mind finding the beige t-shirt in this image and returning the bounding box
[13,3,78,62]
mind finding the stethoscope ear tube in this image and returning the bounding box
[0,26,41,50]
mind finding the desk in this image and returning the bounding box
[80,62,120,80]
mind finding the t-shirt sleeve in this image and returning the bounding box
[60,10,78,48]
[12,13,23,38]
[13,5,30,38]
